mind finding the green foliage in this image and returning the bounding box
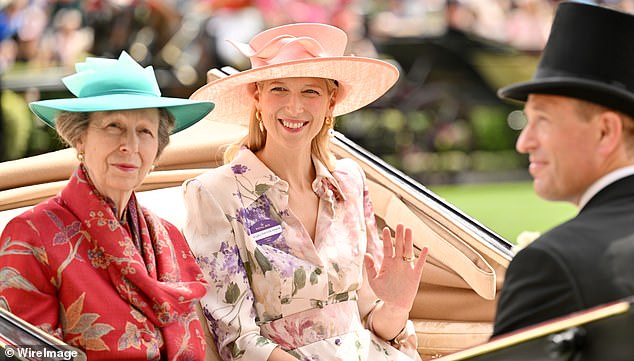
[1,90,33,160]
[337,105,527,184]
[27,125,60,154]
[433,120,472,152]
[430,182,577,243]
[470,105,518,151]
[1,90,64,161]
[471,150,525,171]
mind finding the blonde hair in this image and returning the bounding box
[224,78,339,171]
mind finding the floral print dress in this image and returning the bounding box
[183,149,419,360]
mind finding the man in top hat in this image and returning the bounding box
[492,1,634,337]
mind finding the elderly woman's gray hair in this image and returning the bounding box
[55,108,175,158]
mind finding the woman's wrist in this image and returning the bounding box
[371,301,410,341]
[387,322,410,344]
[380,300,411,315]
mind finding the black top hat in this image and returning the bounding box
[498,1,634,118]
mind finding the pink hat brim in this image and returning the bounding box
[190,56,399,125]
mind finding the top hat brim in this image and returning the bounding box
[30,94,215,134]
[498,76,634,117]
[190,56,400,125]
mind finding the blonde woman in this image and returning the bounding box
[184,23,428,360]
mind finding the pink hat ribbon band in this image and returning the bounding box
[229,35,329,69]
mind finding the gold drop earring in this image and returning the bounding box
[325,115,335,137]
[256,110,264,133]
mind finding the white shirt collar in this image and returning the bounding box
[578,165,634,210]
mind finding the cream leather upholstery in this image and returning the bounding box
[0,120,510,360]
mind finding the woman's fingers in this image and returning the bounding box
[364,253,378,280]
[381,226,393,258]
[382,224,425,267]
[394,224,405,257]
[391,224,413,260]
[402,226,414,260]
[414,246,429,274]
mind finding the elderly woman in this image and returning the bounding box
[0,52,214,360]
[184,23,428,361]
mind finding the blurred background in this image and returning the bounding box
[1,0,632,241]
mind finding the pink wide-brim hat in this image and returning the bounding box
[190,23,400,124]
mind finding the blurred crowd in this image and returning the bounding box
[1,0,633,167]
[1,0,632,87]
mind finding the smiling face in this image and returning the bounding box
[255,77,335,155]
[76,108,160,208]
[516,94,607,204]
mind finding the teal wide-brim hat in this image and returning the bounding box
[29,51,214,133]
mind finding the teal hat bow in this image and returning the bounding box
[29,51,214,133]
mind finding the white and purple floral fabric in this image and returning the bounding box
[183,149,419,360]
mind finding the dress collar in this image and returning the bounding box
[231,148,346,205]
[311,154,346,202]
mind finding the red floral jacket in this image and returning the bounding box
[0,166,207,360]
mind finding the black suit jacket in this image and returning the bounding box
[492,174,634,337]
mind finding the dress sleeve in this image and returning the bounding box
[182,179,278,361]
[0,216,61,338]
[492,245,578,337]
[349,163,421,358]
[347,162,383,321]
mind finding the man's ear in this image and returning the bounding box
[597,111,624,156]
